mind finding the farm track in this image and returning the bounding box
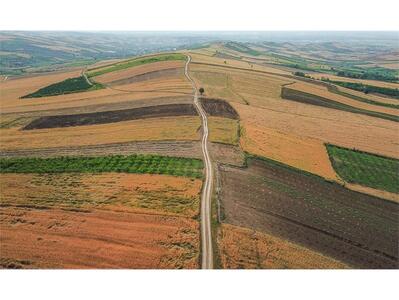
[185,56,214,269]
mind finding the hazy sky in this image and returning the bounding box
[1,0,398,31]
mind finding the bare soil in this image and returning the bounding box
[201,98,239,119]
[219,158,399,269]
[23,104,197,130]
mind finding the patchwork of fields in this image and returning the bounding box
[1,43,398,269]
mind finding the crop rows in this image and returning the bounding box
[0,154,203,178]
[326,144,399,193]
[87,53,186,77]
[21,76,103,98]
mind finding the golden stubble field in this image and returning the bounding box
[0,173,202,269]
[218,224,348,269]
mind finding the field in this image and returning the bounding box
[282,84,398,122]
[87,53,186,77]
[218,224,348,269]
[0,154,203,178]
[326,145,399,193]
[218,158,399,268]
[323,80,399,98]
[21,76,103,98]
[0,173,202,268]
[0,116,201,150]
[23,104,198,130]
[1,37,398,270]
[235,102,399,160]
[240,125,338,180]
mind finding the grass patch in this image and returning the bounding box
[21,76,104,98]
[87,53,186,77]
[326,144,399,193]
[0,154,203,179]
[208,117,240,145]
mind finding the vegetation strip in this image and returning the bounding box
[322,79,399,99]
[0,154,203,178]
[87,53,186,77]
[281,86,399,122]
[326,144,399,193]
[21,76,104,98]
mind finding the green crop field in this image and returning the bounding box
[87,53,186,77]
[326,144,399,193]
[0,154,203,179]
[21,76,104,98]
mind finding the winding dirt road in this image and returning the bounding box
[185,55,214,269]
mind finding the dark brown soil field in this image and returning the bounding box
[108,68,183,86]
[201,98,239,119]
[281,86,398,122]
[219,157,399,269]
[23,104,197,130]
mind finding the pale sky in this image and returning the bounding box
[1,0,398,31]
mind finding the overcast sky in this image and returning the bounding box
[1,0,398,31]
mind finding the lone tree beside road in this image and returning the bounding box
[199,87,205,96]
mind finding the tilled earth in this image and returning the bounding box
[23,103,198,130]
[219,158,399,268]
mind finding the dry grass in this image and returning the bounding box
[240,124,338,180]
[309,73,399,89]
[334,85,399,106]
[190,63,291,106]
[0,173,202,268]
[0,173,202,216]
[218,224,348,269]
[188,51,290,75]
[0,69,81,101]
[289,81,398,116]
[236,103,398,159]
[0,116,201,150]
[208,116,239,145]
[0,207,199,269]
[93,61,185,84]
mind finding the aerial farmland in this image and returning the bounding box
[0,31,398,270]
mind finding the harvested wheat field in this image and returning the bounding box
[0,207,199,269]
[287,81,398,116]
[0,173,202,268]
[189,63,292,106]
[0,116,201,150]
[235,103,399,159]
[240,125,338,180]
[188,52,290,76]
[218,224,348,269]
[93,60,186,84]
[0,69,81,100]
[309,73,399,89]
[340,86,398,106]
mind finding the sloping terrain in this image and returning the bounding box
[218,158,399,269]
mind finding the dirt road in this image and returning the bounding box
[185,55,214,269]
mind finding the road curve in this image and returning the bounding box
[185,55,214,269]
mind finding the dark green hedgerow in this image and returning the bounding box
[0,154,203,179]
[326,144,399,193]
